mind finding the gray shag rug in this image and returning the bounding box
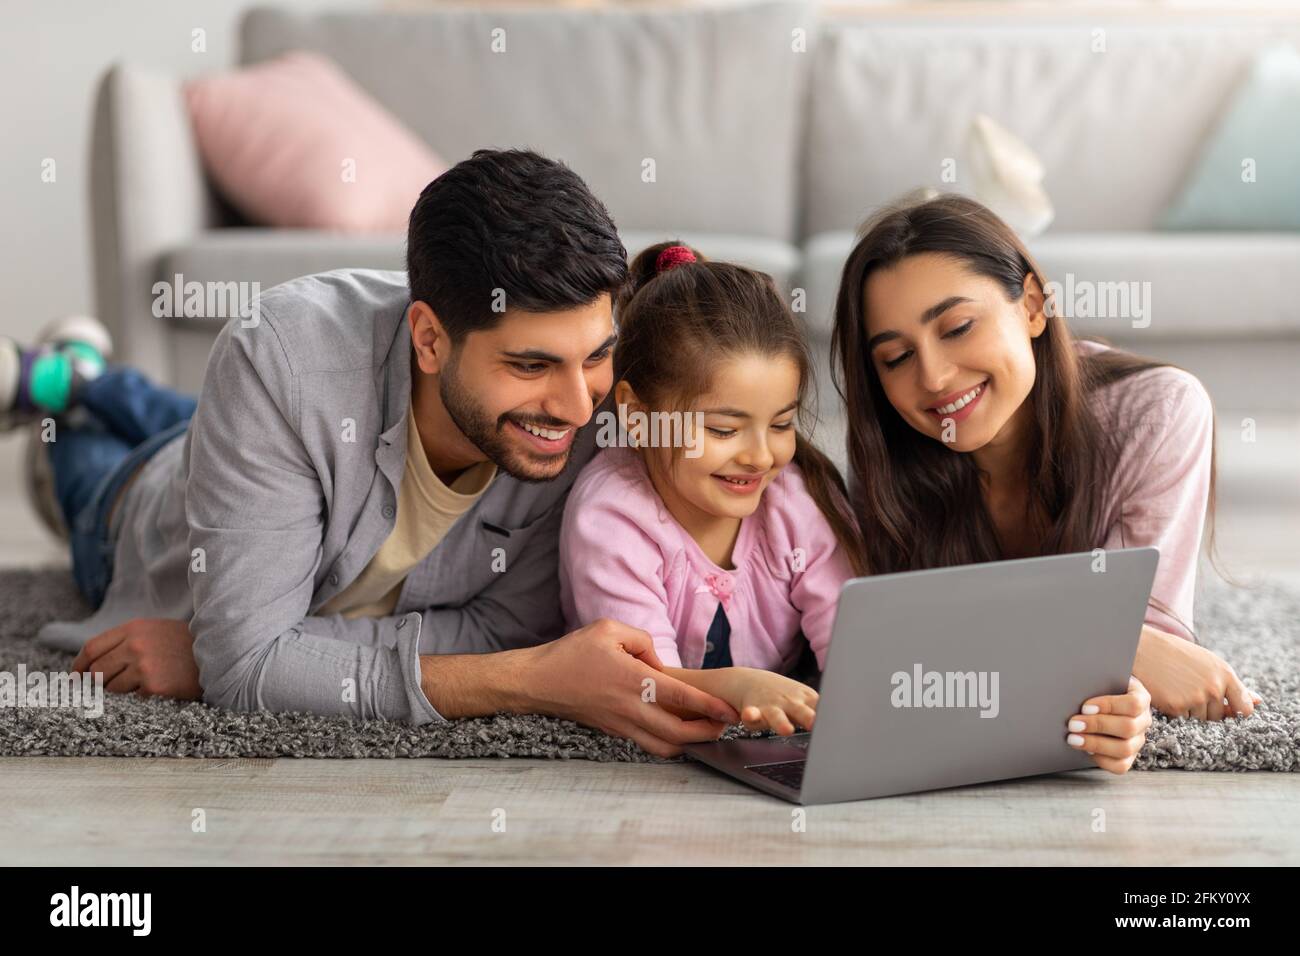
[0,568,1296,769]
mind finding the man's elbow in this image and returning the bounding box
[196,656,261,714]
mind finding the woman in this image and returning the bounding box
[831,195,1260,772]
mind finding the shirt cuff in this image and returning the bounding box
[399,611,446,724]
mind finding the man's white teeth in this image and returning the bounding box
[935,383,984,414]
[522,422,569,440]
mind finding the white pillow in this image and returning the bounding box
[966,114,1055,237]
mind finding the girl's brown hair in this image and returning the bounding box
[616,241,867,575]
[830,195,1220,633]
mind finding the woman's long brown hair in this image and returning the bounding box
[616,240,867,575]
[830,196,1220,620]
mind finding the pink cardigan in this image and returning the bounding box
[559,446,855,670]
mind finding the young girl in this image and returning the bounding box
[559,242,865,737]
[831,194,1261,758]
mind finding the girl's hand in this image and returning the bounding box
[1133,625,1261,721]
[1066,675,1152,774]
[722,668,819,736]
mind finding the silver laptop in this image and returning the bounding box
[684,547,1158,805]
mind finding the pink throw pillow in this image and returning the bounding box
[184,51,447,232]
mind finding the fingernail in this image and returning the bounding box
[1068,719,1086,732]
[1082,704,1100,715]
[1086,751,1095,755]
[1067,734,1086,747]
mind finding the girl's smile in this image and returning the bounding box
[711,470,769,495]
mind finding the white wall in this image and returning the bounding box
[0,0,376,344]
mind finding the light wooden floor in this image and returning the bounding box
[0,757,1296,866]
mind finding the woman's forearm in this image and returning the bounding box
[1130,623,1259,720]
[1131,622,1199,690]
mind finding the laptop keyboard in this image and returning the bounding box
[746,759,806,789]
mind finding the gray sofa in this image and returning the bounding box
[91,2,1300,411]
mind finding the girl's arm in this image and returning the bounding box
[559,483,683,667]
[768,464,859,668]
[789,530,857,670]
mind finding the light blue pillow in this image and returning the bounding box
[1162,44,1300,230]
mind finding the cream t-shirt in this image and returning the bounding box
[320,404,496,619]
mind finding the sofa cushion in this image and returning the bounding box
[804,18,1300,237]
[1163,44,1300,231]
[184,51,446,232]
[238,2,812,244]
[800,229,1300,341]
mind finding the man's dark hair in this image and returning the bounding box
[406,148,628,340]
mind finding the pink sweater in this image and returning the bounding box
[1083,342,1214,640]
[559,446,855,670]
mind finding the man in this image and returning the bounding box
[0,148,737,756]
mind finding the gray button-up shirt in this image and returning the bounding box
[39,269,608,725]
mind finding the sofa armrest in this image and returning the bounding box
[90,62,222,384]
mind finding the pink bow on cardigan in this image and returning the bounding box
[695,572,735,611]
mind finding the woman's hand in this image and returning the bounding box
[1132,625,1261,721]
[1066,675,1153,774]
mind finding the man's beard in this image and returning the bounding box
[439,361,576,483]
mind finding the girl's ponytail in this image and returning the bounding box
[616,240,707,318]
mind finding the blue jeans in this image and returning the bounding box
[49,368,197,608]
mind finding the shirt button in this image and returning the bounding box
[396,618,407,630]
[382,505,395,519]
[329,573,339,586]
[705,641,715,653]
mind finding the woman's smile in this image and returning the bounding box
[925,379,988,423]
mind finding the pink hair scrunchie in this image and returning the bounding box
[655,244,697,274]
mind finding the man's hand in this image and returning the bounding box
[524,619,741,756]
[1133,624,1261,721]
[71,619,202,700]
[421,618,740,757]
